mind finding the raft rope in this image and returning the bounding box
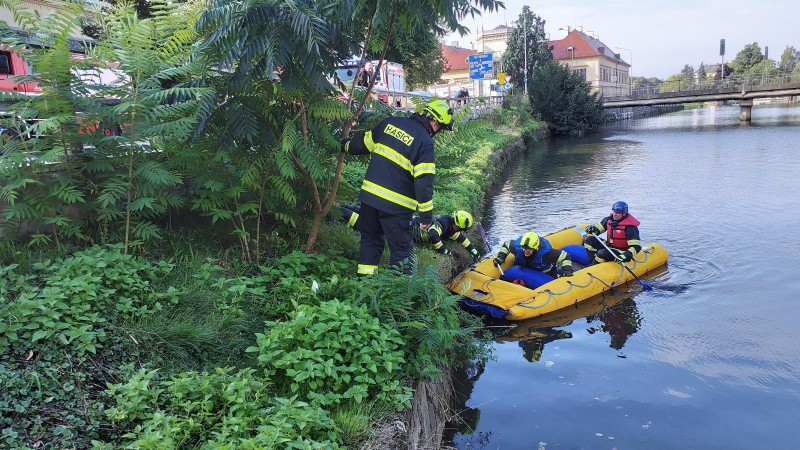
[457,246,657,311]
[515,250,653,310]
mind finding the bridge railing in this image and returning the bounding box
[605,72,800,99]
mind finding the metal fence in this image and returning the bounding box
[605,72,800,98]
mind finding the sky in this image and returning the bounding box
[445,0,799,79]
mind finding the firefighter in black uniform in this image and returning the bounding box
[341,206,482,262]
[340,99,454,275]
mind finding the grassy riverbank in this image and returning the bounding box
[0,100,544,449]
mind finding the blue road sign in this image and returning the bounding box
[469,58,494,80]
[467,52,493,64]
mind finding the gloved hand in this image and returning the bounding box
[470,248,481,262]
[493,256,504,267]
[613,249,632,262]
[339,138,350,153]
[560,265,574,277]
[585,225,598,235]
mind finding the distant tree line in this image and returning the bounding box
[648,42,800,93]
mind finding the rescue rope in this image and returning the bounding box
[456,244,660,312]
[515,267,626,310]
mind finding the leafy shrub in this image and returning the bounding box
[0,245,178,356]
[528,61,605,134]
[0,245,181,448]
[189,251,358,319]
[100,368,343,449]
[355,265,489,380]
[250,300,411,410]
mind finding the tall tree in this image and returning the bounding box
[660,74,687,93]
[382,26,445,90]
[779,46,799,72]
[680,64,695,86]
[696,62,707,81]
[528,61,604,135]
[630,76,662,91]
[195,0,503,254]
[501,6,551,94]
[732,42,764,74]
[0,0,203,250]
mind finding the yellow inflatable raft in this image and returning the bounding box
[448,225,669,320]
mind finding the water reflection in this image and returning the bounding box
[585,297,642,351]
[445,289,646,446]
[446,104,800,449]
[443,359,488,447]
[489,287,645,361]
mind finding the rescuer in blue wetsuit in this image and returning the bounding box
[493,232,573,278]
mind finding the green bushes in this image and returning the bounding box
[528,61,605,134]
[251,300,411,410]
[0,246,181,448]
[354,266,488,380]
[0,245,177,356]
[101,368,343,449]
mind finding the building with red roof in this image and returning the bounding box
[430,43,478,98]
[440,44,477,84]
[549,28,631,96]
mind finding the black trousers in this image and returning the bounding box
[584,235,618,262]
[356,203,414,275]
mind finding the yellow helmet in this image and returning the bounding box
[422,99,454,130]
[520,232,540,250]
[453,210,473,230]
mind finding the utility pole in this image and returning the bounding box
[523,17,528,97]
[616,47,633,94]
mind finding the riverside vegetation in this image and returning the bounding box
[0,1,550,447]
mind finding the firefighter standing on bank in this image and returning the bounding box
[340,99,454,275]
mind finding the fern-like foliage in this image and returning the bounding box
[354,264,486,380]
[0,0,204,249]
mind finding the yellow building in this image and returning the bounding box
[476,24,513,60]
[548,28,630,97]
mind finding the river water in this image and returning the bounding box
[446,104,800,450]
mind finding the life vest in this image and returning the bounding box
[512,237,553,271]
[606,214,640,250]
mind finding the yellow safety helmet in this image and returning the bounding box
[422,99,454,130]
[453,210,474,230]
[520,232,540,250]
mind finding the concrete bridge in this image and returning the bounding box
[603,74,800,121]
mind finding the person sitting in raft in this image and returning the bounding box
[493,231,573,278]
[341,204,482,262]
[583,200,642,265]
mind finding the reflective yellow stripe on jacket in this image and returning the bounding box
[362,180,418,210]
[366,136,436,178]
